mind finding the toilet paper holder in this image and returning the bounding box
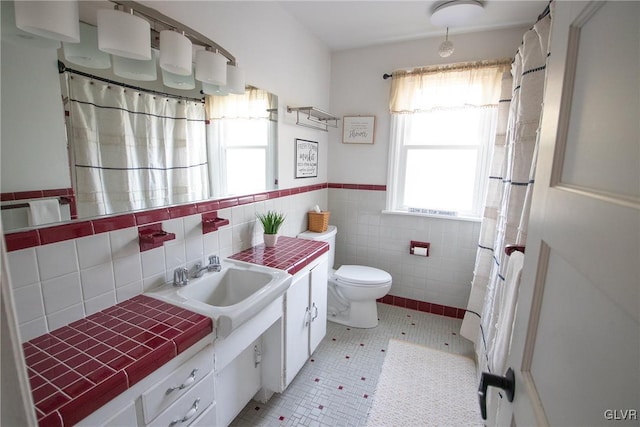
[409,240,430,256]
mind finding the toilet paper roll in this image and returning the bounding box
[413,247,428,256]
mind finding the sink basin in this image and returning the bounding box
[146,259,291,338]
[180,268,273,307]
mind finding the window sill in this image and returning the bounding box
[381,209,482,223]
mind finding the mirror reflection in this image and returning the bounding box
[0,19,278,232]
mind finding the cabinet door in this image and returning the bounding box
[309,257,328,355]
[284,272,310,387]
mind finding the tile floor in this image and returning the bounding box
[230,303,475,427]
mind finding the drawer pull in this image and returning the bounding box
[166,369,198,395]
[169,398,200,426]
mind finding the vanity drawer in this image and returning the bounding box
[142,345,214,423]
[147,372,215,427]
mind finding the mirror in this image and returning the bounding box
[0,15,278,232]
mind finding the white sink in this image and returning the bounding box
[146,259,292,338]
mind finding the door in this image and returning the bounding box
[309,256,328,354]
[497,2,639,425]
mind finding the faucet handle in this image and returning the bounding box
[209,255,220,265]
[173,267,189,286]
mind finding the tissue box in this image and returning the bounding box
[308,211,330,232]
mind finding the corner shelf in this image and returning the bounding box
[287,106,339,132]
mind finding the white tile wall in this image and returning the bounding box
[328,188,480,309]
[6,190,328,342]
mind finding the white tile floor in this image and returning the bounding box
[230,303,475,427]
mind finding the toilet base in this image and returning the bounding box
[327,300,380,329]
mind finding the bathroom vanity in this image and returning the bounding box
[25,237,329,427]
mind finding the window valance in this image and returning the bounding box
[206,87,273,119]
[389,59,511,113]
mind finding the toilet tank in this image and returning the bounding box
[297,225,337,269]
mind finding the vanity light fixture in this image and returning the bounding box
[195,49,228,86]
[63,22,111,69]
[97,7,151,60]
[14,0,80,43]
[202,82,229,96]
[226,63,246,95]
[162,66,196,90]
[159,30,193,76]
[113,49,158,81]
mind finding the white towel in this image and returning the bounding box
[490,251,525,374]
[27,199,62,226]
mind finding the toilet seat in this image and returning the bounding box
[334,265,392,287]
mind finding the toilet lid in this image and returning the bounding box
[334,265,392,286]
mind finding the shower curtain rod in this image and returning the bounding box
[58,61,205,103]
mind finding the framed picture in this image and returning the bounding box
[343,115,376,144]
[295,138,318,178]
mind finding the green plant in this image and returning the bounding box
[256,211,286,235]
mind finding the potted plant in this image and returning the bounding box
[256,210,286,247]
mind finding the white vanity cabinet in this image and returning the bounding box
[77,340,216,427]
[284,254,328,387]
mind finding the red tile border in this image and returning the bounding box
[91,215,136,234]
[2,182,384,251]
[377,295,465,319]
[5,230,41,251]
[39,222,94,245]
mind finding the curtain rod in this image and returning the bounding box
[383,58,511,80]
[58,61,204,103]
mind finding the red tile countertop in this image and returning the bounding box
[229,236,329,275]
[24,295,213,427]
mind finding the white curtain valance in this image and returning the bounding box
[206,87,273,119]
[389,59,511,113]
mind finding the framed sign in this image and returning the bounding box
[343,115,376,144]
[295,138,318,178]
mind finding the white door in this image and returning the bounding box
[284,273,310,387]
[495,2,640,425]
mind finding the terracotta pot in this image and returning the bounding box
[264,233,279,247]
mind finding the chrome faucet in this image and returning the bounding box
[190,255,222,278]
[173,267,189,287]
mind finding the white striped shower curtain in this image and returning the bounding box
[66,74,209,218]
[460,12,552,377]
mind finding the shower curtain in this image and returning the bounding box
[66,74,209,217]
[460,10,552,376]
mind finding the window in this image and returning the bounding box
[386,60,509,218]
[206,88,277,198]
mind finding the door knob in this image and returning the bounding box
[478,367,515,420]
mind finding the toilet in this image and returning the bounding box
[297,225,392,328]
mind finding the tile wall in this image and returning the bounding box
[6,190,327,342]
[327,187,480,310]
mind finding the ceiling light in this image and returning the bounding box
[97,8,151,60]
[14,0,80,43]
[430,0,484,27]
[63,23,111,69]
[159,30,193,76]
[438,28,454,58]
